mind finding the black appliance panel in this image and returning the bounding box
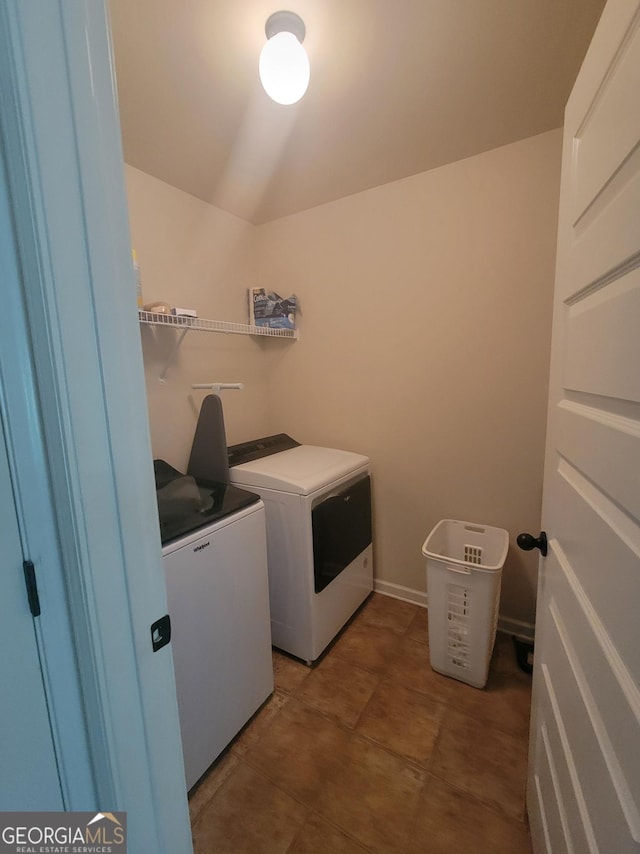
[312,475,372,594]
[154,459,260,545]
[227,433,300,467]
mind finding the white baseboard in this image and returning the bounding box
[373,578,427,608]
[373,579,535,643]
[497,615,535,643]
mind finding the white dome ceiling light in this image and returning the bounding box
[259,10,310,105]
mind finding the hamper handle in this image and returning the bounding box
[446,564,472,575]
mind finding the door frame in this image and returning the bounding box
[0,3,192,851]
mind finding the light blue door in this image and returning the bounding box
[0,415,62,809]
[0,4,193,848]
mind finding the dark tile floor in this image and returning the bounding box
[188,593,533,853]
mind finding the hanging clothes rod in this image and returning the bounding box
[191,383,244,393]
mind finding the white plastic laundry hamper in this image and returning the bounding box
[421,519,509,689]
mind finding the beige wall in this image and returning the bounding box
[125,165,272,472]
[255,129,561,628]
[126,128,561,630]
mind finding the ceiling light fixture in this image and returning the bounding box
[259,11,310,105]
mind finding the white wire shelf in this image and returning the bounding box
[138,310,298,340]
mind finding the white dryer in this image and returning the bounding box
[228,435,373,663]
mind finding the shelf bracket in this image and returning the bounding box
[158,327,189,382]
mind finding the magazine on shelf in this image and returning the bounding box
[248,288,297,330]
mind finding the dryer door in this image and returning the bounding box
[312,475,372,593]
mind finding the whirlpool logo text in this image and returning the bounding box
[193,540,210,553]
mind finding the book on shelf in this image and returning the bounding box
[248,288,297,330]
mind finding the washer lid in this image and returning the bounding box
[154,459,260,545]
[229,444,369,494]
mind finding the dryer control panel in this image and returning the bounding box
[228,433,300,467]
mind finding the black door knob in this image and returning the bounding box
[517,531,548,557]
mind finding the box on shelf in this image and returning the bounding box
[248,288,297,330]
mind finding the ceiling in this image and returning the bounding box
[108,0,606,225]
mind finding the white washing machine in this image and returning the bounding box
[228,435,373,663]
[155,460,273,790]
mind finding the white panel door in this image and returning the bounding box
[528,1,640,852]
[0,415,62,809]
